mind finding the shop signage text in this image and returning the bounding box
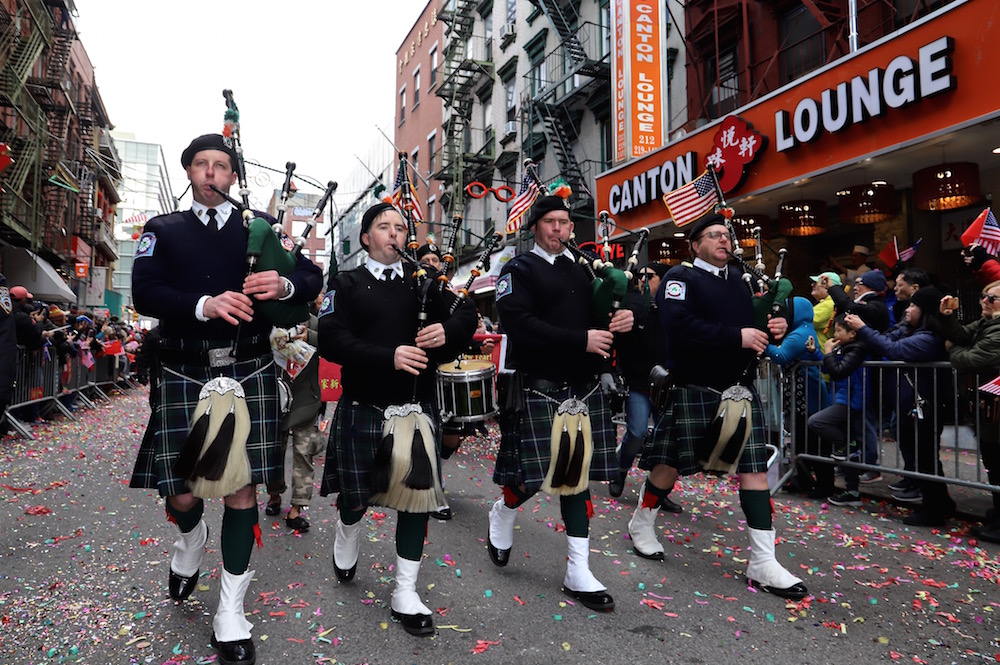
[775,35,955,152]
[607,151,696,215]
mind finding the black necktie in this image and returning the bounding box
[207,208,218,232]
[383,270,396,282]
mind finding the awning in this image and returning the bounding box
[1,246,77,303]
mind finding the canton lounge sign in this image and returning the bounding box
[775,36,955,152]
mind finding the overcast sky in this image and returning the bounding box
[73,0,422,215]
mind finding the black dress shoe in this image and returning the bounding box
[285,515,310,532]
[264,500,281,516]
[430,507,452,520]
[659,495,683,513]
[332,551,357,583]
[903,509,947,527]
[168,569,199,601]
[390,609,435,636]
[750,579,809,600]
[608,477,624,498]
[487,533,510,567]
[562,586,615,612]
[211,633,256,665]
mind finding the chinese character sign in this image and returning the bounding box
[709,116,767,194]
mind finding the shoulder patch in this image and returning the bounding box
[318,290,334,317]
[495,273,513,301]
[0,287,10,315]
[280,233,295,252]
[663,280,686,301]
[135,232,156,258]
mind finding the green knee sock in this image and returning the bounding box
[166,499,204,533]
[560,491,591,538]
[396,511,429,561]
[221,506,258,575]
[339,506,366,526]
[739,489,773,530]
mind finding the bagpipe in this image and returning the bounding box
[212,89,337,327]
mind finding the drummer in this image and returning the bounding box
[416,242,495,521]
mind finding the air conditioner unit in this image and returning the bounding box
[94,208,103,220]
[60,79,71,92]
[500,22,515,40]
[503,120,517,137]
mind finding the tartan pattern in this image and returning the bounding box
[319,400,440,512]
[492,384,617,491]
[130,356,282,496]
[640,386,768,476]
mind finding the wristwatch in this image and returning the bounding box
[280,277,294,300]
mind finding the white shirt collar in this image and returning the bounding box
[531,244,575,265]
[192,200,235,228]
[693,257,727,277]
[365,256,404,280]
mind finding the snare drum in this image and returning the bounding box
[436,359,497,423]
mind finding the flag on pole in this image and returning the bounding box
[979,374,1000,395]
[878,237,922,268]
[389,168,424,222]
[661,170,720,227]
[961,208,1000,255]
[124,212,147,226]
[898,237,922,262]
[504,173,540,234]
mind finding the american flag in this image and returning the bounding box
[898,237,922,262]
[124,212,147,226]
[980,374,1000,396]
[661,169,720,227]
[961,208,1000,255]
[390,168,424,222]
[504,173,540,234]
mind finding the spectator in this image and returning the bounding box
[962,245,1000,287]
[847,286,954,527]
[892,269,930,326]
[939,282,1000,543]
[809,271,839,349]
[808,313,869,506]
[0,274,17,435]
[830,244,873,284]
[764,296,830,498]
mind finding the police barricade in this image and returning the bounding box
[774,358,1000,505]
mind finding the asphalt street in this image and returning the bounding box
[2,386,999,665]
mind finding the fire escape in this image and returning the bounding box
[433,0,493,216]
[522,0,610,218]
[0,0,52,247]
[26,0,81,263]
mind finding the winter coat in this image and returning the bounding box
[856,320,948,413]
[829,285,891,333]
[766,296,830,416]
[942,313,1000,373]
[822,339,867,411]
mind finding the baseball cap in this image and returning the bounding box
[809,271,842,286]
[10,285,33,300]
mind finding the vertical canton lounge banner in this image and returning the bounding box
[611,0,665,161]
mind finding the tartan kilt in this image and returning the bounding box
[319,399,441,512]
[492,385,617,492]
[130,356,282,497]
[640,385,768,476]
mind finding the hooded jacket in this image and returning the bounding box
[765,296,829,415]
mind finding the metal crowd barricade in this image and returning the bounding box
[771,358,1000,499]
[2,343,121,440]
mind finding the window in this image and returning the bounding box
[411,149,419,177]
[427,195,437,226]
[600,2,611,59]
[506,0,515,24]
[399,86,406,123]
[430,46,438,87]
[482,96,494,151]
[780,6,824,84]
[505,77,517,122]
[413,68,421,108]
[706,47,739,118]
[525,30,549,97]
[427,131,436,173]
[484,12,493,54]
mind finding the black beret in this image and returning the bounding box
[180,133,239,171]
[359,202,396,250]
[416,243,441,261]
[526,195,570,229]
[687,213,727,241]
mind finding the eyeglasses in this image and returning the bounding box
[638,273,655,280]
[854,280,864,286]
[981,293,1000,303]
[697,231,730,241]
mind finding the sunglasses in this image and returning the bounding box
[638,273,655,280]
[981,293,1000,303]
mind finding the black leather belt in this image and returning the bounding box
[159,335,270,367]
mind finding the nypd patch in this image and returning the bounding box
[135,232,156,258]
[663,280,686,300]
[495,273,512,301]
[318,290,334,317]
[0,286,11,315]
[280,233,295,252]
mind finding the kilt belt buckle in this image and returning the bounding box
[208,347,236,368]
